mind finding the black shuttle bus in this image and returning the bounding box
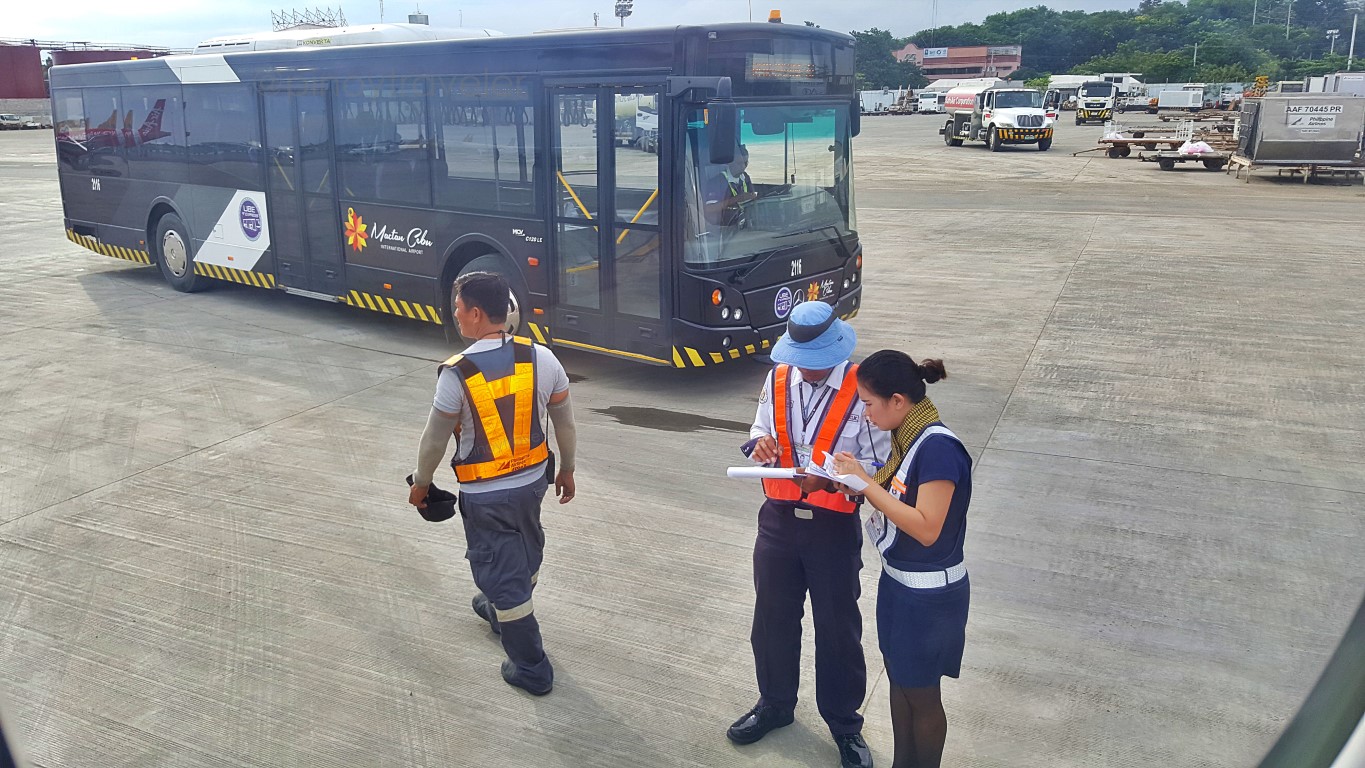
[49,22,863,368]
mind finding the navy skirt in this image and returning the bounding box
[877,572,970,688]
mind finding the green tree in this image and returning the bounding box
[851,28,926,88]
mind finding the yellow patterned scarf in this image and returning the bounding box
[873,398,940,489]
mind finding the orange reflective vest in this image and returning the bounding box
[762,363,861,513]
[440,336,548,483]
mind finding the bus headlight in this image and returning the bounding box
[843,278,850,290]
[722,336,733,348]
[733,308,743,322]
[721,307,731,320]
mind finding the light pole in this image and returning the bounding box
[1327,29,1340,55]
[1286,0,1293,40]
[615,0,632,27]
[1350,13,1359,70]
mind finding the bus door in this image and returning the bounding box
[261,85,344,296]
[549,86,670,364]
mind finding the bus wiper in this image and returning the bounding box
[775,224,851,258]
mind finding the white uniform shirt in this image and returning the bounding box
[434,337,571,492]
[750,361,890,468]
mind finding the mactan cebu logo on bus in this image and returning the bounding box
[372,224,434,254]
[239,198,262,241]
[344,208,368,253]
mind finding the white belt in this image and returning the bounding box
[882,561,967,590]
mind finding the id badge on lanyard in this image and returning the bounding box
[794,381,831,470]
[865,508,888,548]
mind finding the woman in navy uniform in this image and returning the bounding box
[832,350,971,768]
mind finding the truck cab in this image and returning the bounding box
[1075,81,1118,125]
[939,87,1055,152]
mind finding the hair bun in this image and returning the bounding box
[918,358,947,384]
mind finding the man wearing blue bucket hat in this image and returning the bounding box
[728,301,889,768]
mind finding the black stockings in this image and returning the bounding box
[889,683,947,768]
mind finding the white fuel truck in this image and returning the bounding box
[938,82,1055,151]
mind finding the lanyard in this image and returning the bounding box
[796,376,834,444]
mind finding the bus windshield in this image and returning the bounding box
[683,104,852,266]
[994,91,1043,109]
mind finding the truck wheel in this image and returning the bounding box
[1203,159,1226,170]
[454,253,529,336]
[1119,145,1132,158]
[988,127,1003,152]
[154,213,207,293]
[1037,137,1052,152]
[944,122,962,147]
[1075,116,1083,126]
[1107,147,1122,159]
[1159,159,1176,171]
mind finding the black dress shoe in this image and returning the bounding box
[835,733,873,768]
[726,703,794,745]
[472,593,501,635]
[500,659,552,696]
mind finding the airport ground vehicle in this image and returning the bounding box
[1075,81,1118,125]
[0,114,24,130]
[918,91,944,115]
[939,83,1054,151]
[49,22,863,368]
[1157,89,1204,112]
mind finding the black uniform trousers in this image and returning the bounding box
[459,478,553,688]
[751,498,866,737]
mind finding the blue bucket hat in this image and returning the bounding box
[770,302,857,370]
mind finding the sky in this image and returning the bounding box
[12,1,1140,51]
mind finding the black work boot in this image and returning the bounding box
[835,733,873,768]
[726,703,795,745]
[500,659,552,696]
[472,593,501,635]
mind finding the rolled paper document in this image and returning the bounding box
[727,466,801,480]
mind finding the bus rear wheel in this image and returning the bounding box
[155,213,206,293]
[454,254,529,337]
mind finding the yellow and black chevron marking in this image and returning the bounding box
[997,127,1054,141]
[528,322,549,345]
[192,262,277,288]
[66,229,151,265]
[343,290,443,325]
[669,308,861,369]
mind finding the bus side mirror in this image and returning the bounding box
[709,100,737,165]
[850,100,861,137]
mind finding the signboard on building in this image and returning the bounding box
[922,47,949,59]
[987,46,1022,56]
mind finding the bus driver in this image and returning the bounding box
[705,144,758,227]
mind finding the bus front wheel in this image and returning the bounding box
[454,253,529,337]
[155,213,206,293]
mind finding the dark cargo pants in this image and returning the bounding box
[751,499,867,737]
[459,478,553,688]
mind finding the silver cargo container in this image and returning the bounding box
[1237,94,1365,165]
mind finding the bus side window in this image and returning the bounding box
[53,90,87,174]
[334,80,431,207]
[184,85,261,190]
[432,78,536,214]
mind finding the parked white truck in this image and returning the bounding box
[938,83,1055,151]
[917,91,944,114]
[1075,80,1119,125]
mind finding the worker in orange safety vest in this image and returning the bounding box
[727,301,889,768]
